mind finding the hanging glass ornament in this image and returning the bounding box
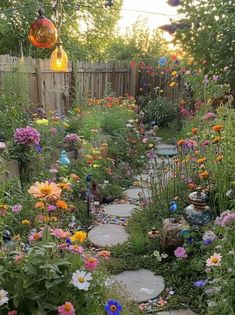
[28,9,58,49]
[50,42,68,71]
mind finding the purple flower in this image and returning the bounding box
[203,112,216,120]
[35,144,43,153]
[215,210,235,227]
[104,299,122,315]
[194,280,206,288]
[47,205,57,212]
[203,239,213,245]
[64,133,80,143]
[174,247,188,258]
[14,127,40,146]
[11,204,22,213]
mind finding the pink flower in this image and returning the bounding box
[71,245,84,254]
[201,140,210,147]
[47,205,57,212]
[15,255,23,264]
[11,204,22,213]
[0,142,6,149]
[28,231,43,243]
[57,302,75,315]
[206,253,222,267]
[51,228,70,239]
[84,256,99,271]
[50,127,57,135]
[64,133,80,143]
[203,112,216,120]
[174,247,188,258]
[14,126,40,146]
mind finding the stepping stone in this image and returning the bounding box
[156,143,178,157]
[170,310,198,315]
[104,203,137,217]
[155,137,162,143]
[110,269,165,303]
[135,174,154,182]
[124,188,152,200]
[88,224,128,247]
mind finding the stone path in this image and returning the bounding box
[157,309,197,315]
[109,269,165,303]
[124,187,152,200]
[156,143,178,157]
[103,203,137,217]
[88,223,128,247]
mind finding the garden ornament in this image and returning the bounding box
[59,150,70,166]
[183,187,213,226]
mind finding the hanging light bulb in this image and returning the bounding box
[28,8,58,48]
[50,42,68,71]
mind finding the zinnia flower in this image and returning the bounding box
[56,200,68,210]
[174,247,188,258]
[199,170,209,179]
[206,253,222,267]
[191,128,198,135]
[212,125,223,132]
[28,231,43,243]
[71,270,92,290]
[0,289,9,306]
[35,119,49,125]
[64,133,80,143]
[203,112,215,120]
[84,256,99,271]
[98,250,111,259]
[70,231,87,243]
[196,157,207,164]
[51,228,70,239]
[28,181,62,200]
[14,126,40,146]
[57,302,75,315]
[177,139,186,146]
[104,299,122,315]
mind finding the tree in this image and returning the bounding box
[174,0,235,89]
[0,0,122,61]
[104,18,169,62]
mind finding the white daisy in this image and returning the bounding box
[0,289,9,306]
[71,270,92,290]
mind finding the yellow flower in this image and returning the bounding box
[196,157,207,164]
[70,231,87,243]
[22,219,30,225]
[172,71,177,76]
[93,164,100,168]
[148,143,154,148]
[63,123,70,128]
[170,81,176,87]
[35,118,49,125]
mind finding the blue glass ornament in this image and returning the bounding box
[169,201,177,213]
[158,56,168,66]
[59,150,70,166]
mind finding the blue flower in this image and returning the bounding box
[158,57,168,66]
[203,239,213,245]
[35,144,43,153]
[169,201,177,212]
[104,299,122,315]
[194,280,206,288]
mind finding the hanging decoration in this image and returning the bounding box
[28,9,58,48]
[50,42,68,71]
[167,0,180,6]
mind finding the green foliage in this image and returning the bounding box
[139,93,180,127]
[0,0,122,61]
[175,0,235,86]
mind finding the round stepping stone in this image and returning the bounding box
[104,203,137,217]
[170,310,198,315]
[88,224,128,247]
[156,143,176,150]
[157,148,178,157]
[124,188,152,200]
[110,269,165,303]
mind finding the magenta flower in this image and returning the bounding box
[47,205,57,212]
[174,247,188,258]
[14,127,40,146]
[203,112,216,120]
[84,256,99,271]
[57,302,75,315]
[11,204,22,213]
[64,133,80,143]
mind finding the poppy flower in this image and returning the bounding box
[104,300,122,315]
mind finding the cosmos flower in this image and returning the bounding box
[71,270,92,290]
[206,253,222,267]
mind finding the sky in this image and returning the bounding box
[118,0,180,33]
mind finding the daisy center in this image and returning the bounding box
[64,303,72,311]
[78,277,85,283]
[211,257,219,263]
[40,186,52,195]
[110,305,117,311]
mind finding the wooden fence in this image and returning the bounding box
[0,55,184,114]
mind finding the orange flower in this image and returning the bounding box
[177,139,186,146]
[196,157,207,164]
[216,155,224,162]
[58,182,71,190]
[35,201,45,209]
[199,170,209,179]
[188,182,197,190]
[212,136,221,143]
[56,200,68,210]
[192,128,198,135]
[212,125,223,132]
[70,174,80,181]
[97,250,111,258]
[28,181,62,200]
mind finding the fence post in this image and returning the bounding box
[130,65,138,97]
[36,59,44,109]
